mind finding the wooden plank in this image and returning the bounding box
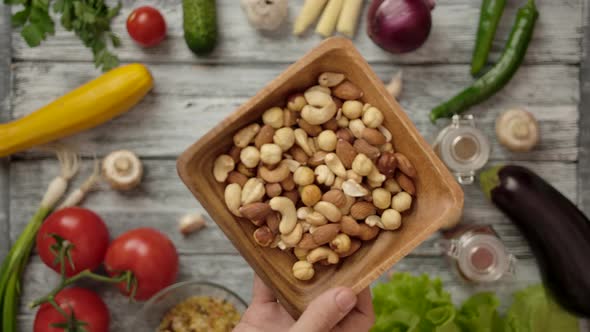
[0,4,12,260]
[11,62,579,161]
[10,0,583,65]
[8,159,576,257]
[579,0,590,213]
[16,255,542,331]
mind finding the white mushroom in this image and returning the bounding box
[241,0,289,31]
[495,109,539,152]
[102,150,143,191]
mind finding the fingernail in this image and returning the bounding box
[335,288,356,312]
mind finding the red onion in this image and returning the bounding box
[367,0,435,54]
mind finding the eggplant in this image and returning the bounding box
[480,165,590,317]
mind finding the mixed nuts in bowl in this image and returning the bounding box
[213,72,418,281]
[178,37,463,317]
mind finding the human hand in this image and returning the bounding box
[233,275,375,332]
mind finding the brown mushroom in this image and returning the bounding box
[102,150,143,190]
[495,109,539,152]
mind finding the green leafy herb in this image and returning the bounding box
[5,0,121,71]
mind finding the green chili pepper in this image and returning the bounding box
[430,0,538,123]
[471,0,506,75]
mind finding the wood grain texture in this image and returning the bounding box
[15,255,542,331]
[10,0,583,65]
[0,4,11,260]
[579,0,590,213]
[11,62,579,160]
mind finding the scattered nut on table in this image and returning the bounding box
[213,72,418,281]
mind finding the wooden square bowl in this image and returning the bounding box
[177,37,464,317]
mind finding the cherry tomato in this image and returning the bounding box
[126,6,166,47]
[104,228,178,301]
[34,288,109,332]
[36,207,110,277]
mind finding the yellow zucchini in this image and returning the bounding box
[0,63,153,157]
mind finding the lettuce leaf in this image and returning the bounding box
[456,292,503,332]
[371,273,461,332]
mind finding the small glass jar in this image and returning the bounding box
[433,115,491,184]
[439,225,516,284]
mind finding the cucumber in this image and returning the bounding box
[183,0,218,55]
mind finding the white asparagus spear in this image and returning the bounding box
[316,0,345,37]
[336,0,364,38]
[293,0,329,36]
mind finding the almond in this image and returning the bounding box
[395,153,417,178]
[284,109,298,127]
[323,118,339,131]
[266,212,280,234]
[255,125,275,149]
[308,151,328,168]
[322,189,347,208]
[284,190,299,204]
[333,96,343,110]
[332,81,363,100]
[298,118,322,137]
[228,146,242,164]
[336,139,358,169]
[298,233,320,249]
[396,173,416,195]
[362,128,387,145]
[289,146,309,165]
[312,224,342,245]
[265,183,282,198]
[227,171,248,187]
[239,202,272,221]
[377,152,397,177]
[280,174,296,191]
[350,201,376,220]
[353,139,380,160]
[336,128,354,143]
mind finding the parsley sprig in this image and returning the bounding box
[6,0,122,71]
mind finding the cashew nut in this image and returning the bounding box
[234,123,261,148]
[260,143,283,165]
[378,126,393,143]
[342,179,369,197]
[304,88,333,107]
[259,161,290,183]
[307,247,339,264]
[263,106,285,129]
[346,170,363,183]
[270,196,297,234]
[330,233,351,254]
[351,153,373,176]
[314,201,342,222]
[314,165,335,186]
[305,211,328,226]
[241,178,266,205]
[324,153,347,177]
[297,206,314,220]
[224,183,242,217]
[301,103,338,126]
[213,154,235,183]
[392,192,412,212]
[292,261,315,281]
[281,222,303,246]
[318,72,345,87]
[294,128,314,156]
[273,127,295,151]
[239,146,260,168]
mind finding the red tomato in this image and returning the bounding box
[126,6,166,47]
[104,228,178,301]
[36,207,110,277]
[34,288,109,332]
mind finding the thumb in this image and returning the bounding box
[291,287,357,332]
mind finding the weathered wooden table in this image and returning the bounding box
[1,0,589,330]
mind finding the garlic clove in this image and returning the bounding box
[241,0,289,31]
[496,109,540,152]
[386,71,403,99]
[102,150,143,191]
[179,213,207,236]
